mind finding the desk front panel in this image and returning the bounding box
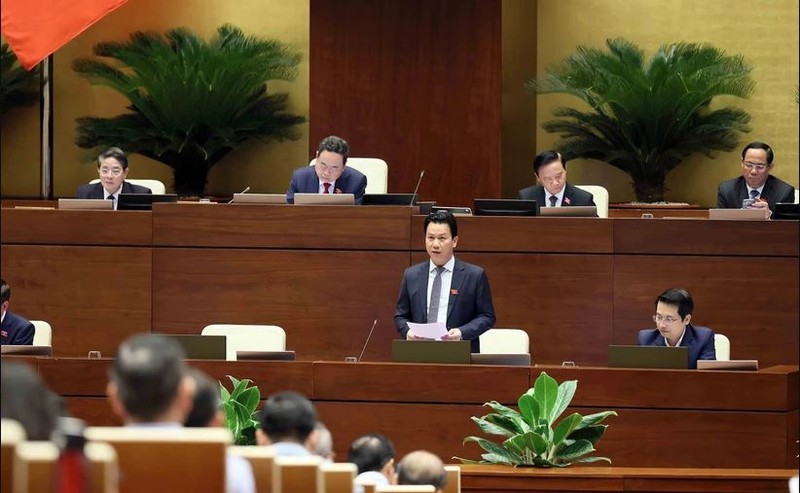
[1,208,152,246]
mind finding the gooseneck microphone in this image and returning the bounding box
[357,319,379,362]
[227,186,250,204]
[410,170,425,206]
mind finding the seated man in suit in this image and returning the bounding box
[76,147,152,209]
[717,141,795,213]
[396,450,447,492]
[349,433,397,492]
[286,135,368,204]
[394,210,496,353]
[256,390,318,456]
[1,279,35,345]
[518,150,596,209]
[637,288,715,369]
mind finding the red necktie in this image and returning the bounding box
[323,183,331,194]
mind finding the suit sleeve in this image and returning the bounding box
[76,184,89,199]
[776,183,796,204]
[286,170,299,204]
[13,321,35,345]
[456,269,496,341]
[698,331,716,361]
[716,183,730,208]
[353,173,367,205]
[393,269,413,338]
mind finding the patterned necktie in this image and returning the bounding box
[749,189,759,200]
[427,267,445,323]
[549,195,557,207]
[323,183,331,194]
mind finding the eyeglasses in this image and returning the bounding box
[742,161,770,172]
[99,167,124,177]
[652,314,680,325]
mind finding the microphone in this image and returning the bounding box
[357,319,378,362]
[227,186,250,204]
[410,170,425,205]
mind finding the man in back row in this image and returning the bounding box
[286,135,368,204]
[76,147,152,209]
[518,150,596,208]
[717,141,795,213]
[1,279,35,345]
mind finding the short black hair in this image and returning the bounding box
[184,368,220,428]
[259,391,316,443]
[97,147,129,169]
[348,433,395,474]
[655,288,694,319]
[1,279,10,304]
[1,361,62,440]
[741,141,774,165]
[533,150,565,176]
[317,135,349,164]
[110,333,186,421]
[423,210,458,237]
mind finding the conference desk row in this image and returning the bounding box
[1,204,797,367]
[7,356,797,470]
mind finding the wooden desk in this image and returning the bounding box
[17,357,797,470]
[1,206,797,366]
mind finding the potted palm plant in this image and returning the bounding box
[73,24,305,196]
[1,43,40,115]
[525,38,754,202]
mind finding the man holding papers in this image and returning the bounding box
[394,210,496,353]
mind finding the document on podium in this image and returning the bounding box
[408,322,447,340]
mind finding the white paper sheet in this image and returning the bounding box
[408,322,447,340]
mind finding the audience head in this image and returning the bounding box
[1,361,62,440]
[1,278,11,316]
[184,368,223,428]
[348,433,396,479]
[397,450,447,491]
[653,288,693,343]
[95,147,130,194]
[108,333,192,424]
[423,210,459,267]
[314,135,349,184]
[257,390,316,445]
[310,421,335,460]
[740,141,774,189]
[533,150,567,196]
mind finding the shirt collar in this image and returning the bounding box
[429,256,455,273]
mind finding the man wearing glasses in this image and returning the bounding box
[717,141,795,213]
[76,147,152,209]
[637,288,715,369]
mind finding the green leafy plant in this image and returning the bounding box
[73,24,306,196]
[220,375,261,446]
[1,43,40,115]
[457,371,617,467]
[526,38,754,202]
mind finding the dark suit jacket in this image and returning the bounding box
[637,324,715,369]
[76,181,153,199]
[394,257,496,352]
[716,175,795,213]
[517,182,597,208]
[1,311,35,345]
[286,165,368,204]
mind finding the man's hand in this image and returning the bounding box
[751,197,769,209]
[441,328,463,341]
[406,330,433,341]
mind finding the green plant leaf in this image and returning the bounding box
[567,424,608,445]
[463,436,523,465]
[523,432,548,457]
[238,386,260,414]
[518,393,540,425]
[484,401,521,418]
[576,410,618,428]
[550,380,577,423]
[471,416,516,438]
[556,439,595,462]
[532,372,559,421]
[552,413,583,448]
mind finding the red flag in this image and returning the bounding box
[1,0,129,70]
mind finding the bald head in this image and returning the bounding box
[397,450,446,490]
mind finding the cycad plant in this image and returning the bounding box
[73,24,305,196]
[457,372,616,468]
[1,43,40,115]
[525,38,754,202]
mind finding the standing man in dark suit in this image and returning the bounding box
[1,279,35,345]
[76,147,152,209]
[518,150,596,209]
[394,210,496,353]
[637,288,716,369]
[717,141,796,213]
[286,135,368,204]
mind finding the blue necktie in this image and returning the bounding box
[749,189,759,200]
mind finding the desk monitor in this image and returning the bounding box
[232,193,287,204]
[697,360,758,371]
[1,345,53,356]
[473,199,538,217]
[58,199,113,210]
[236,350,296,361]
[470,353,531,366]
[391,340,471,364]
[362,193,417,206]
[540,205,598,217]
[773,202,799,220]
[117,194,178,211]
[293,193,355,206]
[708,208,769,221]
[431,206,472,216]
[607,345,688,369]
[163,334,226,360]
